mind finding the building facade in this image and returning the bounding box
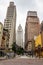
[16,24,23,48]
[41,21,43,47]
[25,11,40,51]
[1,29,9,49]
[0,22,3,48]
[4,2,16,48]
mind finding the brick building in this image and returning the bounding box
[25,11,40,51]
[41,21,43,47]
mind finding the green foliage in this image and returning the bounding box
[12,42,16,53]
[12,43,24,55]
[17,47,24,55]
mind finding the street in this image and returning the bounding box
[0,57,43,65]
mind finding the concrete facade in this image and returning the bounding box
[1,29,9,49]
[4,2,16,48]
[0,22,3,48]
[16,24,23,48]
[41,21,43,47]
[25,11,40,51]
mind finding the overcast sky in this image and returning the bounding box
[0,0,43,30]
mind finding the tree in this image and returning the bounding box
[12,43,24,55]
[12,42,16,53]
[16,46,24,55]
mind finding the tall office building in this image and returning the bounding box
[41,21,43,31]
[41,21,43,47]
[25,11,40,51]
[16,24,23,48]
[4,2,16,48]
[0,22,3,48]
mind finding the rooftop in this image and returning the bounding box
[27,11,37,17]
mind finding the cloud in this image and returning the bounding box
[35,0,43,22]
[0,0,15,23]
[0,0,43,30]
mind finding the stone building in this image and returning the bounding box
[0,22,3,48]
[4,2,16,48]
[1,29,9,49]
[16,24,23,48]
[41,21,43,47]
[25,11,40,51]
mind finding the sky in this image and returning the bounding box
[0,0,43,31]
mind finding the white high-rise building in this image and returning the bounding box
[16,24,23,48]
[4,2,16,48]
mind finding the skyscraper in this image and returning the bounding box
[4,2,16,48]
[16,24,23,48]
[41,21,43,47]
[0,22,3,48]
[41,21,43,31]
[25,11,40,51]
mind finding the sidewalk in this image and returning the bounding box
[19,55,43,59]
[0,56,6,60]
